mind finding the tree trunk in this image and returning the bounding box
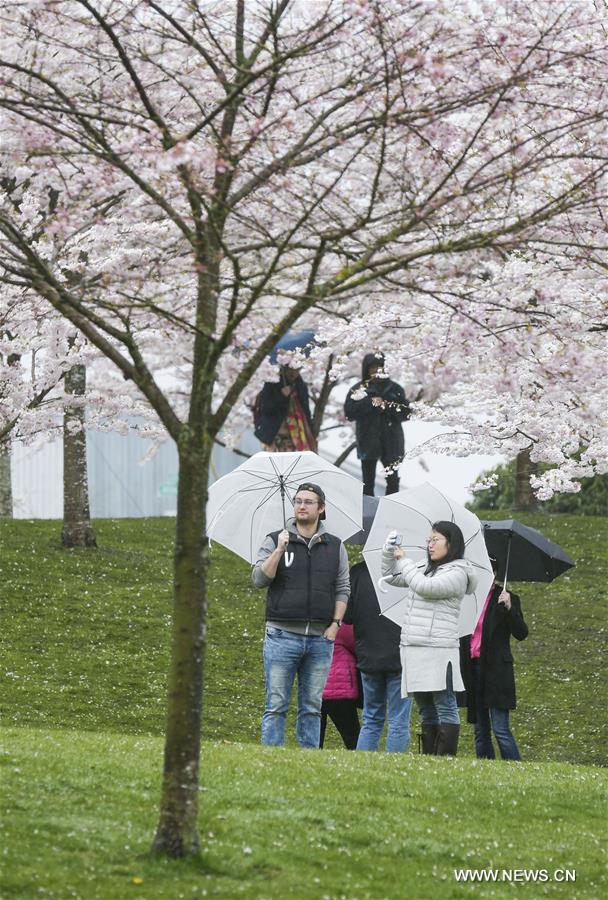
[334,441,356,468]
[512,448,539,512]
[311,354,335,440]
[61,364,97,547]
[152,435,211,857]
[0,441,13,517]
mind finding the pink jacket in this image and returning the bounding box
[323,623,359,700]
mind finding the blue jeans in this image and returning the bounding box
[416,690,460,725]
[474,708,521,760]
[472,660,521,760]
[357,672,412,752]
[262,625,334,749]
[415,661,460,725]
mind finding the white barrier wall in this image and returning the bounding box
[9,423,503,518]
[10,427,261,519]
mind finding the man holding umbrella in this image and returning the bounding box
[252,482,350,749]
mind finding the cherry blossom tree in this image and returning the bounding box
[1,0,606,856]
[61,357,97,545]
[0,300,135,536]
[0,301,71,446]
[313,255,607,499]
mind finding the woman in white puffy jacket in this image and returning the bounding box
[381,520,477,756]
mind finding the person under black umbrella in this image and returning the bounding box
[459,557,528,761]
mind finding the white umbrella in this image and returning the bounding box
[206,450,363,563]
[362,482,494,636]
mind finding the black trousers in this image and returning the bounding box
[361,459,400,497]
[319,699,361,750]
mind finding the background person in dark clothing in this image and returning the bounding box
[254,365,316,452]
[344,352,410,496]
[460,561,529,760]
[345,561,412,752]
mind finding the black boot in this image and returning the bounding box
[420,724,439,754]
[436,724,460,756]
[385,472,400,495]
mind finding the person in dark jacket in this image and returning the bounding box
[460,560,528,760]
[253,366,316,452]
[252,483,350,748]
[344,561,412,752]
[344,352,410,496]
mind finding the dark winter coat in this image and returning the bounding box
[460,585,528,722]
[344,353,410,462]
[254,374,313,445]
[344,561,402,674]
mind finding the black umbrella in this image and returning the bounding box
[482,518,575,587]
[346,495,380,545]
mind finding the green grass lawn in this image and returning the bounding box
[2,728,606,900]
[1,512,606,898]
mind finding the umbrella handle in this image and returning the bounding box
[377,575,391,594]
[503,534,512,591]
[285,551,294,568]
[279,474,287,526]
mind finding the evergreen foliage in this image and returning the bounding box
[469,464,608,517]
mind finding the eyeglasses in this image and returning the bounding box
[294,498,318,507]
[427,537,445,545]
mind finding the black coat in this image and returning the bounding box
[344,562,402,674]
[344,353,409,462]
[460,585,528,722]
[253,374,313,445]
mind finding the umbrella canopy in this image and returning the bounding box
[206,450,363,563]
[482,519,575,584]
[345,495,379,545]
[362,483,494,636]
[269,329,316,364]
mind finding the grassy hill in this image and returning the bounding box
[1,513,606,898]
[3,727,606,899]
[1,513,606,763]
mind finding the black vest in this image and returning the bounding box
[265,530,341,623]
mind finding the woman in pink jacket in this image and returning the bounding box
[320,623,361,749]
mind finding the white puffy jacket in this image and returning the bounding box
[381,549,477,648]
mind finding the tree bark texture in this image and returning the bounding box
[0,441,13,517]
[512,448,539,512]
[311,354,335,440]
[61,364,97,547]
[152,436,211,857]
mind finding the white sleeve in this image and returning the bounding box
[380,546,408,586]
[397,561,468,601]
